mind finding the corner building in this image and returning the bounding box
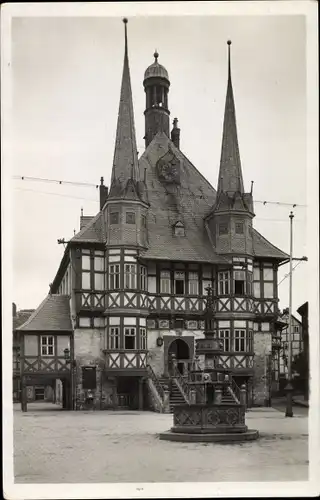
[18,22,288,411]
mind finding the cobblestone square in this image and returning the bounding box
[14,403,308,483]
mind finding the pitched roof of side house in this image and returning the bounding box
[17,295,72,332]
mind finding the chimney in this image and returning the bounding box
[171,118,180,149]
[12,303,17,317]
[99,177,109,210]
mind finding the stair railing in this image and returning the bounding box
[146,364,165,402]
[172,363,190,404]
[231,377,241,403]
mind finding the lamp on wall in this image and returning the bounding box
[156,337,164,347]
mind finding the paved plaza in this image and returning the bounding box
[14,402,308,483]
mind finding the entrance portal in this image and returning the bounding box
[168,338,190,376]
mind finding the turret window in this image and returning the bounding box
[126,212,135,224]
[219,223,228,235]
[110,212,119,225]
[235,222,244,234]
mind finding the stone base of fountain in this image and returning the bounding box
[159,403,259,443]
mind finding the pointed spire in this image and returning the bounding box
[109,19,140,198]
[217,40,244,195]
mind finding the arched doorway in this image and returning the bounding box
[168,338,190,375]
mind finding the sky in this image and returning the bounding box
[10,13,308,313]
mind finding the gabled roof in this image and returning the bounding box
[17,295,72,332]
[70,211,105,244]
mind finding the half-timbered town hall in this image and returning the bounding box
[17,20,288,412]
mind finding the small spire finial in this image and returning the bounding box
[123,18,128,56]
[123,18,128,24]
[154,50,159,62]
[227,40,232,78]
[81,207,83,217]
[100,176,104,186]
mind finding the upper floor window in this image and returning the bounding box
[109,264,120,289]
[174,222,185,237]
[234,270,246,295]
[41,336,54,356]
[109,327,120,350]
[124,264,137,289]
[219,223,228,235]
[188,272,199,295]
[110,212,119,225]
[140,328,147,350]
[140,266,147,291]
[124,327,136,349]
[141,215,147,228]
[218,271,230,295]
[126,212,136,224]
[234,330,246,352]
[160,271,171,294]
[174,271,185,295]
[294,325,300,334]
[218,330,230,351]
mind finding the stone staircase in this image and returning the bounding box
[158,377,186,412]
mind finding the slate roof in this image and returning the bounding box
[13,310,35,331]
[139,132,230,264]
[252,229,289,260]
[71,211,105,244]
[144,52,169,82]
[17,295,72,332]
[108,20,140,201]
[217,42,244,195]
[137,132,288,262]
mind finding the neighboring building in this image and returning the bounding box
[18,21,289,411]
[296,301,309,399]
[12,303,35,402]
[279,308,303,378]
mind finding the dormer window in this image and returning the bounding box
[174,221,185,237]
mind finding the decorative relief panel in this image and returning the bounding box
[156,148,181,185]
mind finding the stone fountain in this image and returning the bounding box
[159,287,259,443]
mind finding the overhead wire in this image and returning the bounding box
[278,260,303,286]
[13,174,307,208]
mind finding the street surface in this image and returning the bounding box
[14,402,308,483]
